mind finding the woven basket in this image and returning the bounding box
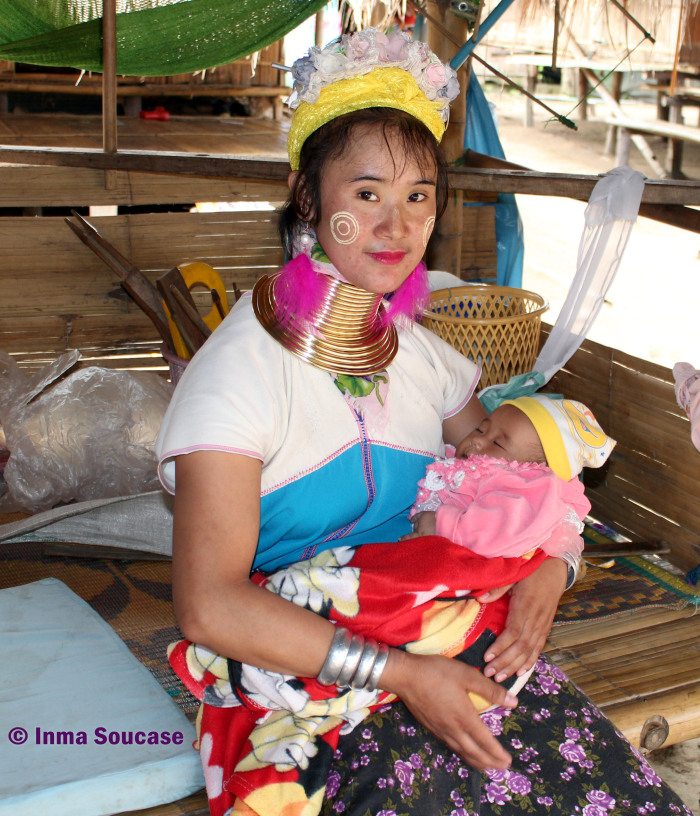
[422,285,548,389]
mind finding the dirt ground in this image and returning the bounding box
[482,80,700,816]
[481,82,700,371]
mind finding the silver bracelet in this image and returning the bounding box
[317,627,353,686]
[365,643,390,692]
[350,638,379,689]
[336,634,365,687]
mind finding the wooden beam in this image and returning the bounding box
[102,0,117,191]
[2,144,700,206]
[0,81,290,97]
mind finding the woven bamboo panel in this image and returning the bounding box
[0,210,283,370]
[548,616,700,708]
[423,286,548,389]
[460,205,497,282]
[545,326,700,572]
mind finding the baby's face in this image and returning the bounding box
[456,404,546,464]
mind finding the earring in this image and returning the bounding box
[298,221,316,257]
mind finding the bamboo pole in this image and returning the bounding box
[426,1,468,277]
[102,0,118,191]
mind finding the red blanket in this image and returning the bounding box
[168,536,546,816]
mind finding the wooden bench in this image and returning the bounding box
[601,115,700,178]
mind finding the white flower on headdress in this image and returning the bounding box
[287,28,459,122]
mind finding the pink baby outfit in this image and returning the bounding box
[411,454,590,561]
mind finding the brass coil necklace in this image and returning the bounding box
[252,271,398,376]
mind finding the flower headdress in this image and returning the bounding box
[287,28,460,170]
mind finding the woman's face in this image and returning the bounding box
[308,125,438,293]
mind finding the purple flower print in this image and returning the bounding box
[537,674,561,694]
[511,738,523,749]
[481,711,504,735]
[450,790,465,805]
[360,755,369,766]
[582,805,608,816]
[376,811,397,816]
[333,802,346,813]
[587,789,616,809]
[485,782,511,805]
[565,727,581,740]
[537,796,554,805]
[507,772,532,795]
[450,809,468,816]
[644,803,656,812]
[377,778,387,789]
[394,760,415,789]
[485,768,507,782]
[549,664,567,681]
[325,770,341,798]
[559,740,587,763]
[361,728,372,739]
[641,765,662,786]
[409,753,422,769]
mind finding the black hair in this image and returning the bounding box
[279,107,449,258]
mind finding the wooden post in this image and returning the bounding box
[577,68,588,121]
[315,7,324,47]
[604,72,623,155]
[102,0,118,190]
[426,1,468,277]
[524,65,537,127]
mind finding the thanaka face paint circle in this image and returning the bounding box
[423,216,435,248]
[330,211,360,245]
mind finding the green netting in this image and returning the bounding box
[0,0,327,76]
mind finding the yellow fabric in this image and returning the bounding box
[503,396,572,481]
[288,67,447,170]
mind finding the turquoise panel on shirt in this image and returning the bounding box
[255,443,434,572]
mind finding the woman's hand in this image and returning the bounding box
[381,650,516,770]
[478,558,567,682]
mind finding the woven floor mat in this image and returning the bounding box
[0,540,198,717]
[554,524,700,626]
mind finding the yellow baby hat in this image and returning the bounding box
[504,395,616,482]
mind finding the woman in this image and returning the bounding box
[158,29,692,816]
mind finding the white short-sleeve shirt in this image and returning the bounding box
[157,294,480,571]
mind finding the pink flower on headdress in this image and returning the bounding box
[385,32,409,62]
[315,49,346,77]
[426,62,447,89]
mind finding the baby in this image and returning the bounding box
[405,395,616,572]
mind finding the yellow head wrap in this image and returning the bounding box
[288,66,447,170]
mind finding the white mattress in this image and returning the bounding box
[0,578,204,815]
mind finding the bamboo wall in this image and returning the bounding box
[545,327,700,574]
[0,165,288,371]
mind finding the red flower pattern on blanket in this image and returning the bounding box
[168,535,547,816]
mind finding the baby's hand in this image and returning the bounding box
[399,512,437,541]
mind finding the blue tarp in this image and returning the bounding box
[464,72,524,287]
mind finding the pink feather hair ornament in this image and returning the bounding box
[273,253,327,329]
[273,254,430,330]
[381,261,431,327]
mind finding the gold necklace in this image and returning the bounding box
[252,271,398,375]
